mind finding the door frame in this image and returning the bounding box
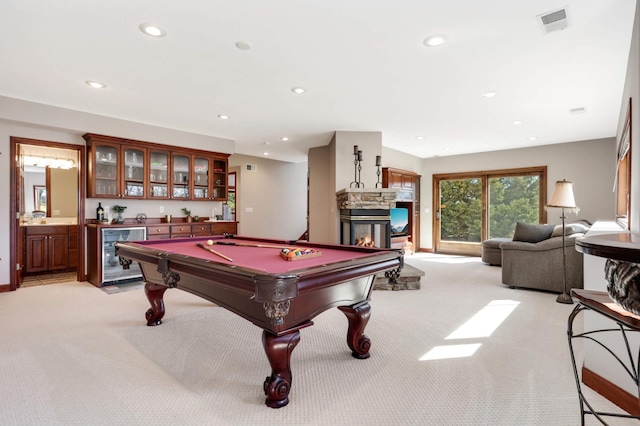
[433,166,547,255]
[9,137,86,290]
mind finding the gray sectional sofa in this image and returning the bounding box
[483,220,591,293]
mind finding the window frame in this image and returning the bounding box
[615,98,632,230]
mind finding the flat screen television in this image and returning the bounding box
[390,207,409,236]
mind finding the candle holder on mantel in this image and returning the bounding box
[375,155,382,188]
[350,145,364,188]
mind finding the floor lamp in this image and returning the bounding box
[547,180,578,304]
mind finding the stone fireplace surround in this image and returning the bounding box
[336,188,423,290]
[336,188,397,248]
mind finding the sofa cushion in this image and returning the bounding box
[513,222,555,243]
[551,221,591,237]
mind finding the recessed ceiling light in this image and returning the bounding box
[423,34,448,47]
[235,41,252,50]
[139,23,166,37]
[263,152,269,156]
[291,87,306,94]
[415,136,424,140]
[529,136,538,141]
[512,120,523,125]
[85,80,106,89]
[280,137,289,141]
[217,114,230,120]
[481,91,497,98]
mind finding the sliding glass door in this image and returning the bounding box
[434,167,546,255]
[437,177,483,254]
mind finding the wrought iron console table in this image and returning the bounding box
[570,232,640,424]
[568,290,640,424]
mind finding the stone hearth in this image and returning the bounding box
[336,188,422,290]
[374,263,424,290]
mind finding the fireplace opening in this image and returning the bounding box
[340,209,391,248]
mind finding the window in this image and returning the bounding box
[434,167,547,254]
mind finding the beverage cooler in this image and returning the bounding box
[102,227,146,285]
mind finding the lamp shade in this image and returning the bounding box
[548,180,577,208]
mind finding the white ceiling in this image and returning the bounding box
[0,1,636,163]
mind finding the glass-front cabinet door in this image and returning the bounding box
[122,147,146,198]
[193,156,210,200]
[171,153,190,199]
[91,142,120,198]
[85,133,229,201]
[212,158,227,200]
[148,150,169,199]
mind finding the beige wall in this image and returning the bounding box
[582,1,640,397]
[49,167,77,217]
[308,145,333,243]
[620,1,640,235]
[308,131,384,244]
[419,138,616,249]
[334,131,382,190]
[381,146,423,175]
[228,154,307,240]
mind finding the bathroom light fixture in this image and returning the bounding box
[217,114,230,120]
[512,120,523,125]
[291,87,306,94]
[481,91,497,98]
[529,136,538,140]
[280,137,289,141]
[415,136,425,140]
[139,23,166,37]
[23,155,74,169]
[85,80,106,89]
[423,34,448,47]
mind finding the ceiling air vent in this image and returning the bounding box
[246,164,258,172]
[537,7,569,34]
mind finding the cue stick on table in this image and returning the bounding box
[196,243,233,262]
[212,241,289,250]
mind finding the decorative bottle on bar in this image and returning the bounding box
[96,203,104,221]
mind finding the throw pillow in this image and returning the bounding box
[551,225,563,238]
[550,221,591,237]
[513,222,555,243]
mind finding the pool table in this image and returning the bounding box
[115,235,403,408]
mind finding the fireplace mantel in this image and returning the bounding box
[336,188,398,210]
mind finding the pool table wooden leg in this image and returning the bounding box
[262,329,302,408]
[144,283,168,326]
[338,301,371,359]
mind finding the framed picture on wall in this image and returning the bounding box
[615,97,632,230]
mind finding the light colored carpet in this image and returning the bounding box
[0,253,632,425]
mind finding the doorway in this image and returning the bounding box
[433,167,547,255]
[10,137,86,290]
